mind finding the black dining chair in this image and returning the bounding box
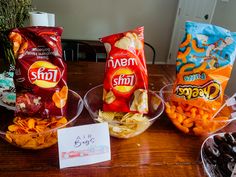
[93,41,157,64]
[144,42,156,64]
[61,39,97,62]
[61,39,77,61]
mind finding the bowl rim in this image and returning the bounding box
[159,83,173,99]
[83,84,165,122]
[0,89,84,136]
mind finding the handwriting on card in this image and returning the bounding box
[74,134,95,148]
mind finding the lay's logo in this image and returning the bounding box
[111,68,136,93]
[28,61,61,88]
[112,74,135,87]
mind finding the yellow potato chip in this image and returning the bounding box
[104,91,116,104]
[151,96,161,111]
[28,118,36,129]
[98,110,115,121]
[6,116,68,149]
[115,36,131,50]
[8,125,19,132]
[98,110,150,138]
[130,89,148,113]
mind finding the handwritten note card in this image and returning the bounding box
[57,122,111,169]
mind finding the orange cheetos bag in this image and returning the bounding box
[172,21,236,113]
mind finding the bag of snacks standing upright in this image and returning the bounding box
[5,27,69,149]
[97,27,152,138]
[9,27,68,118]
[100,26,148,113]
[167,21,236,135]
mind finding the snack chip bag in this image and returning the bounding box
[172,21,236,113]
[100,27,148,113]
[9,27,68,118]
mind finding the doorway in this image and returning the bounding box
[167,0,217,64]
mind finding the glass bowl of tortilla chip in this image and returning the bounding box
[83,84,165,138]
[160,84,235,136]
[0,89,83,150]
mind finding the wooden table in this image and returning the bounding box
[0,62,208,177]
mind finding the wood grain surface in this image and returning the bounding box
[0,62,209,177]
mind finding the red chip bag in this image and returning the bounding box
[100,27,148,113]
[9,27,68,118]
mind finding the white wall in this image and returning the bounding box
[212,0,236,95]
[212,0,236,31]
[32,0,178,63]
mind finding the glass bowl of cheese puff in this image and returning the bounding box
[0,89,83,150]
[83,84,164,138]
[160,84,235,136]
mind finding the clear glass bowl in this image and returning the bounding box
[160,84,235,136]
[0,89,84,150]
[201,132,236,177]
[83,84,165,139]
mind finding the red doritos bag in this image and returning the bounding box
[9,27,68,118]
[100,27,148,113]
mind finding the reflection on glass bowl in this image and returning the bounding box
[0,89,83,150]
[160,84,236,136]
[83,84,165,139]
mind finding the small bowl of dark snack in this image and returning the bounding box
[201,132,236,177]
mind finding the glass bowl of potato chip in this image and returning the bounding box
[83,84,165,139]
[0,90,83,150]
[160,84,236,136]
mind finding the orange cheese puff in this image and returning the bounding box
[185,105,193,112]
[199,109,204,116]
[185,112,191,117]
[168,112,177,120]
[193,127,207,136]
[165,102,171,109]
[192,39,204,53]
[165,102,171,114]
[195,113,209,128]
[176,106,184,113]
[172,120,189,134]
[190,108,197,118]
[202,113,210,120]
[179,102,187,108]
[176,113,184,123]
[180,34,191,48]
[183,121,194,128]
[170,105,176,114]
[183,117,195,125]
[166,108,171,114]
